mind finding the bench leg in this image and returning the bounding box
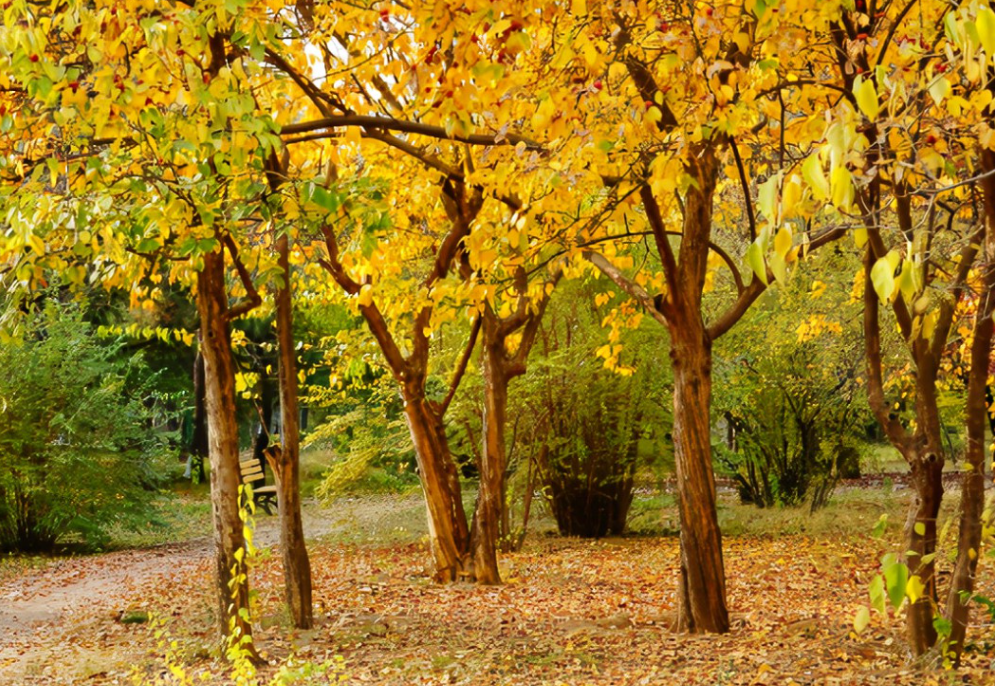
[255,495,275,515]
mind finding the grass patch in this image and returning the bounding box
[103,493,211,550]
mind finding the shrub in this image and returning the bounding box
[0,302,171,552]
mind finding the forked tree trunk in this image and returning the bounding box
[946,147,995,662]
[403,390,472,581]
[267,231,313,629]
[196,249,256,650]
[670,326,728,633]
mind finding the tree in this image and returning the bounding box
[713,253,869,509]
[0,301,169,552]
[811,0,995,657]
[513,1,846,631]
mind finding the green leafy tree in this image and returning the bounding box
[0,301,170,552]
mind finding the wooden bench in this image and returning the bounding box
[239,459,278,515]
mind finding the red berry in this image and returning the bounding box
[68,80,79,91]
[705,7,713,16]
[645,100,654,109]
[593,80,603,90]
[176,48,185,56]
[29,54,39,62]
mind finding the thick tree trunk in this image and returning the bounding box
[670,328,729,633]
[196,249,256,650]
[403,392,472,581]
[473,314,509,584]
[268,231,313,629]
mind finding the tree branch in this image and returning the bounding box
[222,233,262,321]
[279,115,542,150]
[438,316,481,417]
[583,251,668,327]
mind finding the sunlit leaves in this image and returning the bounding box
[853,76,879,121]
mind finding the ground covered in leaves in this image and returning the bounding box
[2,492,994,685]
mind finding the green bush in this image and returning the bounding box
[0,302,171,552]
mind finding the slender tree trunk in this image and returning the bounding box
[196,249,255,650]
[403,391,472,581]
[253,374,275,477]
[946,147,995,661]
[670,326,728,633]
[473,314,509,584]
[266,231,313,629]
[191,348,208,483]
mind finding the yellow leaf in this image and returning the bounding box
[929,77,950,107]
[853,606,870,634]
[854,76,879,121]
[357,284,374,308]
[906,576,925,604]
[978,8,995,55]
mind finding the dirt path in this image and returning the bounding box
[0,495,427,684]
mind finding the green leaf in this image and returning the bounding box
[870,256,895,301]
[854,75,879,121]
[869,574,886,614]
[853,606,871,634]
[871,513,888,538]
[745,241,768,285]
[774,227,792,259]
[914,521,926,536]
[769,252,787,285]
[884,561,909,610]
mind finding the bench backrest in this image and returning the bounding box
[239,459,265,484]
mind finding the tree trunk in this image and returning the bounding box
[252,374,275,478]
[473,314,509,584]
[403,391,472,581]
[670,328,728,633]
[904,448,943,655]
[190,348,208,483]
[196,249,256,651]
[946,146,995,661]
[267,231,313,629]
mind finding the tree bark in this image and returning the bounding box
[196,248,256,651]
[670,326,728,633]
[473,310,510,584]
[403,390,472,581]
[266,230,313,629]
